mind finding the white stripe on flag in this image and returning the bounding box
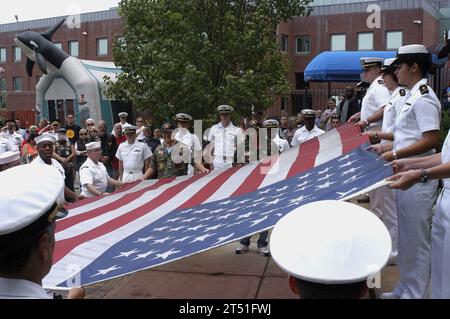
[257,146,299,189]
[314,130,343,166]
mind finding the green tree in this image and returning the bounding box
[107,0,312,124]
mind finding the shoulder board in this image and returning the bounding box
[419,84,429,95]
[405,103,411,106]
[399,89,406,96]
[80,166,90,170]
[378,79,384,85]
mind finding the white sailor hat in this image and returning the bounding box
[175,113,193,122]
[0,164,67,236]
[0,151,20,166]
[360,57,383,69]
[85,141,101,151]
[270,200,391,284]
[122,124,137,133]
[392,44,431,65]
[300,109,317,118]
[118,112,128,118]
[381,58,397,71]
[263,119,280,128]
[217,105,234,113]
[35,133,56,145]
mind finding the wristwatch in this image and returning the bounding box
[392,150,398,160]
[420,169,429,183]
[374,132,380,142]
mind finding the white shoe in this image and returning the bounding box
[257,246,271,257]
[380,292,399,299]
[235,244,249,254]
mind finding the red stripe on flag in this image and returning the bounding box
[177,166,242,210]
[286,137,321,178]
[337,124,369,154]
[53,173,206,264]
[56,178,176,233]
[231,154,280,197]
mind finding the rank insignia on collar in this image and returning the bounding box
[400,89,406,96]
[378,80,384,84]
[419,84,429,95]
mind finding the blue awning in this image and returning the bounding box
[304,51,448,82]
[304,51,396,82]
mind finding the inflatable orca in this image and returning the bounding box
[15,19,69,76]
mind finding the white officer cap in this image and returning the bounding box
[270,200,391,284]
[85,141,101,151]
[381,58,396,71]
[392,44,431,65]
[175,113,193,122]
[118,112,128,118]
[263,119,280,128]
[0,151,20,166]
[35,133,56,145]
[122,124,138,133]
[301,109,316,118]
[0,164,66,236]
[217,105,234,113]
[360,57,383,69]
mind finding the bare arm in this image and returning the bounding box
[382,131,440,162]
[141,157,154,180]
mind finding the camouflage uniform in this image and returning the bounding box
[153,141,190,178]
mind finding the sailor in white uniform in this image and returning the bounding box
[291,109,324,147]
[379,44,441,299]
[174,113,209,175]
[0,165,84,299]
[115,124,154,183]
[270,200,391,299]
[79,142,123,197]
[207,105,245,171]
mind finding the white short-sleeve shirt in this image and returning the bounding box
[393,79,441,157]
[381,87,407,138]
[0,278,52,299]
[175,129,202,153]
[207,122,245,161]
[273,134,290,153]
[0,131,23,152]
[79,157,109,197]
[291,125,325,147]
[361,76,391,128]
[115,140,153,171]
[31,155,65,178]
[441,131,450,189]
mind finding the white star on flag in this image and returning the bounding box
[204,224,225,232]
[190,233,216,243]
[91,265,122,277]
[214,233,235,244]
[186,224,206,231]
[153,236,174,244]
[114,249,140,259]
[131,250,159,261]
[134,235,155,243]
[336,187,359,199]
[172,236,191,243]
[263,198,283,206]
[315,181,337,190]
[249,216,268,227]
[216,213,234,220]
[153,248,181,260]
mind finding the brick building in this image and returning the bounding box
[1,2,450,125]
[270,0,450,116]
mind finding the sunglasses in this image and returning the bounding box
[80,133,87,135]
[90,130,98,133]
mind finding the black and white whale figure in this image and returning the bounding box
[15,19,69,76]
[14,18,106,124]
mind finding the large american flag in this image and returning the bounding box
[43,124,392,289]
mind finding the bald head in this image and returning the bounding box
[97,121,106,134]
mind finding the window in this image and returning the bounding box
[13,46,21,62]
[0,48,6,62]
[386,31,403,50]
[280,34,288,52]
[13,77,22,92]
[281,96,288,112]
[0,78,6,91]
[54,42,62,50]
[358,32,373,50]
[331,34,346,51]
[69,41,79,57]
[296,36,311,54]
[97,38,108,56]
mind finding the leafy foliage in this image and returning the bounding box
[106,0,312,124]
